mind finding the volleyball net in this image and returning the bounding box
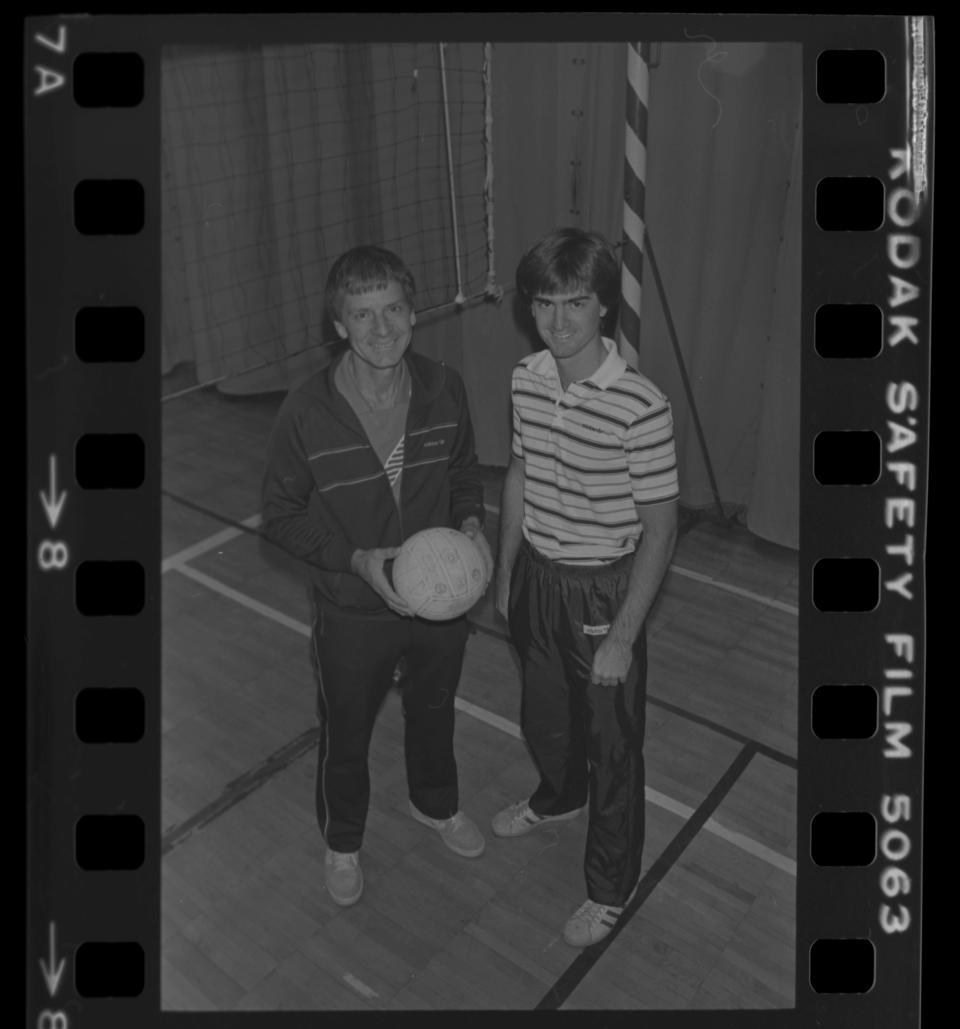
[161,42,495,399]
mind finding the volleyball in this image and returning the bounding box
[391,527,490,620]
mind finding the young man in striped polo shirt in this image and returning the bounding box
[492,227,679,947]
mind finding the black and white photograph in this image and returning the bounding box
[158,36,802,1011]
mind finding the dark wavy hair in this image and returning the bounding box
[515,227,620,312]
[324,245,416,322]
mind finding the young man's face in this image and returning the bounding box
[531,288,608,363]
[334,279,416,371]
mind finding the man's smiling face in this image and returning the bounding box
[531,288,607,363]
[334,279,416,371]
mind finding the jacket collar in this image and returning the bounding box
[311,348,447,414]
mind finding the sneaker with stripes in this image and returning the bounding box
[490,799,582,838]
[562,885,639,947]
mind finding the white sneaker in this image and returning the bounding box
[490,799,582,838]
[408,802,486,857]
[324,849,363,906]
[562,884,638,947]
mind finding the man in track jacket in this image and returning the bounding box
[262,245,492,907]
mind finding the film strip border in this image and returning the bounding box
[803,21,930,1015]
[27,23,159,1027]
[24,15,930,1028]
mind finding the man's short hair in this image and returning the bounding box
[325,245,416,322]
[515,227,620,312]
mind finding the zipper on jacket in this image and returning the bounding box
[395,358,435,544]
[397,418,407,543]
[330,359,404,544]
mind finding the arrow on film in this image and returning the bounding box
[39,454,67,530]
[39,921,66,997]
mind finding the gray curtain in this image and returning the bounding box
[161,43,487,393]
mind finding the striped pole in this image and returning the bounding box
[617,41,649,371]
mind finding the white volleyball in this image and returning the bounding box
[391,527,489,620]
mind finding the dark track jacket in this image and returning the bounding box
[261,350,485,619]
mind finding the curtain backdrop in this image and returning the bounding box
[161,43,487,393]
[637,43,801,548]
[161,41,801,549]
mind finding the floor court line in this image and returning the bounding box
[175,563,308,636]
[664,566,798,616]
[167,562,797,878]
[537,745,760,1011]
[163,512,262,573]
[342,973,379,1000]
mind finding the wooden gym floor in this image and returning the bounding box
[160,380,798,1011]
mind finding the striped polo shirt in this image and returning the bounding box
[511,336,679,565]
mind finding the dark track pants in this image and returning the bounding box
[311,602,470,853]
[508,540,647,907]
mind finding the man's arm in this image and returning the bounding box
[591,499,678,686]
[459,514,494,586]
[494,453,525,620]
[262,400,413,614]
[261,401,356,572]
[349,547,414,616]
[445,371,486,528]
[441,370,494,583]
